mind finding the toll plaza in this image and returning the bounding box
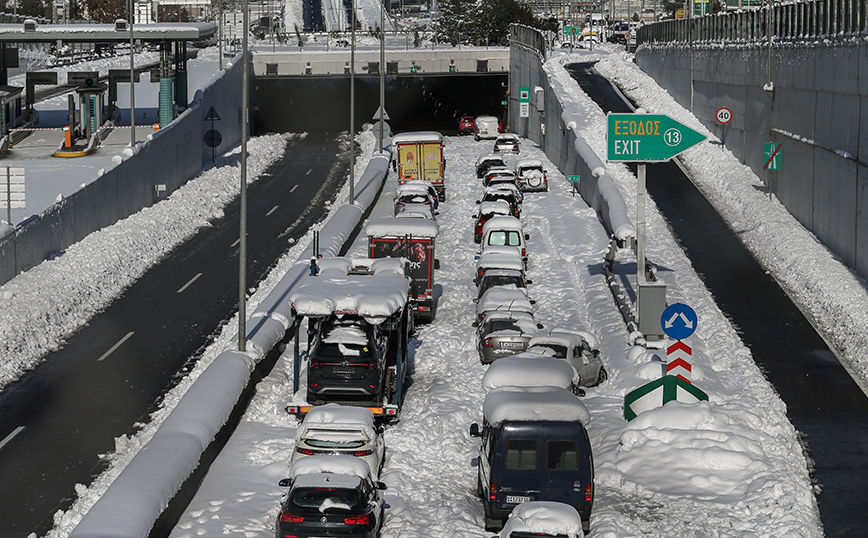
[0,20,216,155]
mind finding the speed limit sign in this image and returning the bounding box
[716,106,733,125]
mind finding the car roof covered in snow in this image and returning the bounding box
[528,329,600,352]
[394,180,436,196]
[483,215,524,233]
[391,131,444,145]
[496,133,520,141]
[365,216,439,238]
[483,386,590,427]
[476,249,525,272]
[289,454,372,483]
[478,200,512,216]
[289,257,409,323]
[296,404,377,441]
[482,355,579,393]
[477,288,533,317]
[500,501,583,538]
[476,153,506,166]
[514,158,544,170]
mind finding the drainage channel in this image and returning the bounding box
[566,61,868,537]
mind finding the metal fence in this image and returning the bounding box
[638,0,868,44]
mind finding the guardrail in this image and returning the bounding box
[638,0,868,45]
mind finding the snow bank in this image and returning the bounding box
[500,501,583,538]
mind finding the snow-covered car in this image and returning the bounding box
[306,316,390,404]
[475,115,501,140]
[481,354,582,395]
[276,455,387,538]
[480,216,529,264]
[514,159,548,192]
[476,311,541,363]
[493,133,521,154]
[479,187,521,218]
[477,154,507,178]
[495,501,586,538]
[476,269,530,301]
[458,115,476,135]
[290,404,386,476]
[393,181,438,216]
[476,287,534,322]
[474,247,526,286]
[526,329,607,387]
[484,169,520,189]
[469,387,593,532]
[485,181,524,207]
[473,200,512,243]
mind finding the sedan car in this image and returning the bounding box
[493,133,520,154]
[291,404,385,477]
[476,311,540,363]
[276,455,386,538]
[476,287,534,322]
[476,269,530,301]
[526,329,607,387]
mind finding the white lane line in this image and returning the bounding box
[290,184,298,193]
[266,205,279,216]
[177,272,203,293]
[305,168,313,176]
[231,238,240,247]
[97,331,135,362]
[0,426,24,451]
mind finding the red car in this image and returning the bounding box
[459,115,476,135]
[497,117,505,133]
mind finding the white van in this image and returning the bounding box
[475,115,500,141]
[481,216,529,264]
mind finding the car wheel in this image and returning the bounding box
[595,367,608,386]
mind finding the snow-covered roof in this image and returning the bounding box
[395,180,436,196]
[476,249,525,272]
[396,203,435,220]
[395,210,434,220]
[483,386,590,427]
[482,355,579,393]
[514,158,544,170]
[483,186,519,197]
[0,22,217,42]
[500,501,583,538]
[476,153,505,166]
[496,133,520,142]
[483,215,524,233]
[297,404,377,441]
[365,216,439,238]
[289,454,372,480]
[478,200,512,216]
[528,329,600,352]
[477,288,534,318]
[391,131,444,145]
[289,257,409,323]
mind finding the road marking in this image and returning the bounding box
[231,238,240,247]
[305,168,313,176]
[177,272,203,293]
[0,426,24,451]
[266,205,279,216]
[98,331,135,361]
[290,184,298,193]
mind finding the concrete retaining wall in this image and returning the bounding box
[0,54,245,285]
[635,42,868,280]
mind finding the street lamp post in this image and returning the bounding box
[238,0,249,352]
[129,0,136,147]
[349,0,356,203]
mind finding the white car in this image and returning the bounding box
[514,158,548,192]
[493,133,521,154]
[290,404,385,476]
[526,329,607,387]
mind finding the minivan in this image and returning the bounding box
[470,387,594,533]
[475,115,501,141]
[481,216,529,264]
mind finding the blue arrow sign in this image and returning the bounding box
[661,303,697,340]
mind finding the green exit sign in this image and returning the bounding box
[567,175,581,182]
[501,100,508,105]
[607,113,706,162]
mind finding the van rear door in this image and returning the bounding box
[541,423,594,515]
[492,423,543,507]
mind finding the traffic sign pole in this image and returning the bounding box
[637,163,646,283]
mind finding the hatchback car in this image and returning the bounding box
[458,115,476,135]
[473,200,513,243]
[493,134,521,154]
[306,316,390,404]
[476,287,534,322]
[479,188,520,218]
[476,269,530,300]
[393,181,438,216]
[477,154,507,178]
[276,455,386,538]
[514,159,548,192]
[476,311,540,363]
[291,404,385,477]
[474,247,526,286]
[526,329,607,387]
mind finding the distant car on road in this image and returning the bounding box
[476,154,507,178]
[493,133,520,154]
[514,159,548,192]
[458,115,476,135]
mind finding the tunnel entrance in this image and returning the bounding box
[252,73,509,135]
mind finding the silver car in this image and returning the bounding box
[526,329,608,387]
[477,311,541,363]
[493,133,520,154]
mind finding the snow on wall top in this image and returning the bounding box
[500,501,583,538]
[290,257,409,323]
[365,216,439,238]
[391,131,444,145]
[481,355,579,393]
[289,454,372,481]
[297,403,377,441]
[483,386,590,427]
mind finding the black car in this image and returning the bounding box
[277,456,387,538]
[478,189,520,218]
[307,316,389,404]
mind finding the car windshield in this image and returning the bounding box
[484,275,523,288]
[533,344,568,358]
[289,487,363,513]
[397,194,429,204]
[487,320,522,333]
[487,231,521,247]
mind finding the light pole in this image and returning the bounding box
[238,0,249,352]
[378,0,385,154]
[349,0,356,203]
[129,0,136,147]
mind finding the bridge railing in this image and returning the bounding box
[638,0,868,45]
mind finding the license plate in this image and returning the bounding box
[332,367,355,375]
[500,341,522,348]
[505,495,530,504]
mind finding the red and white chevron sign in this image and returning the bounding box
[666,340,692,383]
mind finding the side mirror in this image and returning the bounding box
[472,298,478,304]
[526,279,533,285]
[434,211,440,216]
[537,323,544,329]
[471,321,479,328]
[434,259,441,270]
[375,481,388,490]
[278,478,292,487]
[529,300,536,305]
[470,423,480,437]
[524,234,530,240]
[476,200,481,204]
